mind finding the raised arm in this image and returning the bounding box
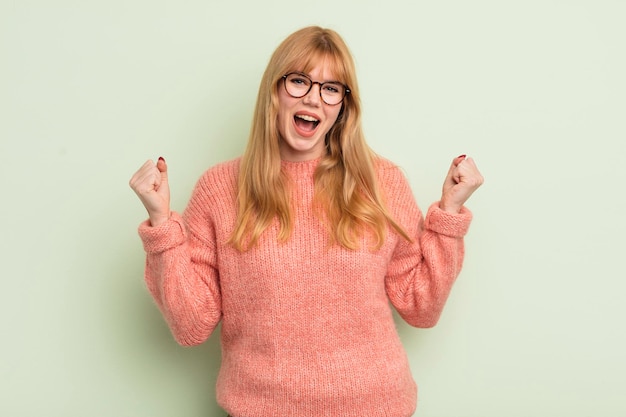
[130,158,222,346]
[384,156,483,327]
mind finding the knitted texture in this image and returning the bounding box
[138,157,472,417]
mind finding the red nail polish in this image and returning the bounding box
[458,154,466,159]
[158,156,165,162]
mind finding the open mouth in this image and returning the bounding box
[294,114,320,133]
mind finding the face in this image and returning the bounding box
[276,61,344,162]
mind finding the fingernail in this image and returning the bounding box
[158,157,165,162]
[457,154,466,159]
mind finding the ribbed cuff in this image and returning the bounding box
[424,202,473,238]
[138,212,187,254]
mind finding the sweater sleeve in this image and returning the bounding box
[138,173,223,346]
[382,166,472,328]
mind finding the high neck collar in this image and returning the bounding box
[280,157,321,176]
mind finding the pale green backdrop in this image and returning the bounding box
[1,0,624,416]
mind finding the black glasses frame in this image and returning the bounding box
[281,72,351,106]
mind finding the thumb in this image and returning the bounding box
[156,156,168,184]
[445,154,466,184]
[453,154,466,168]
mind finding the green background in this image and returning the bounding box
[2,0,624,416]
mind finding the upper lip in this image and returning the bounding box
[294,111,321,122]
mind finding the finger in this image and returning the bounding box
[445,154,466,185]
[130,162,162,195]
[129,160,154,190]
[459,156,477,170]
[446,155,466,174]
[455,157,484,190]
[130,160,153,181]
[457,157,482,179]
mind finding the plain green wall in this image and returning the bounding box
[2,1,625,416]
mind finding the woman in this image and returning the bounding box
[130,26,483,417]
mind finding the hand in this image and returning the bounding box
[439,155,484,213]
[129,157,171,226]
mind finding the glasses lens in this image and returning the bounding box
[320,82,345,105]
[284,73,347,105]
[285,74,311,98]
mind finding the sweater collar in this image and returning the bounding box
[280,157,321,176]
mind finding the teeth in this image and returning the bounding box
[295,114,319,122]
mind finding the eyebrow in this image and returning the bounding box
[292,71,343,84]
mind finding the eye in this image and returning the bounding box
[323,83,342,95]
[288,74,310,86]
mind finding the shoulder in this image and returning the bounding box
[373,156,422,221]
[201,158,240,182]
[184,158,240,228]
[186,158,240,210]
[373,156,410,189]
[195,158,240,195]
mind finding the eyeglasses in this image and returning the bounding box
[282,72,350,106]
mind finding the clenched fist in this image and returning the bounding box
[439,155,484,213]
[129,157,171,227]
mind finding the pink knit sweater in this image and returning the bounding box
[138,157,472,417]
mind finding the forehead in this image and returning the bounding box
[290,52,344,82]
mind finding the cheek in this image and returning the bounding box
[277,95,295,126]
[276,109,292,138]
[327,107,342,127]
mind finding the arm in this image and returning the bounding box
[131,158,222,346]
[139,211,222,346]
[383,156,482,327]
[385,201,472,328]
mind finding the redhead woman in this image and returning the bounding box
[130,26,483,417]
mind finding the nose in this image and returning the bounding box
[303,82,322,106]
